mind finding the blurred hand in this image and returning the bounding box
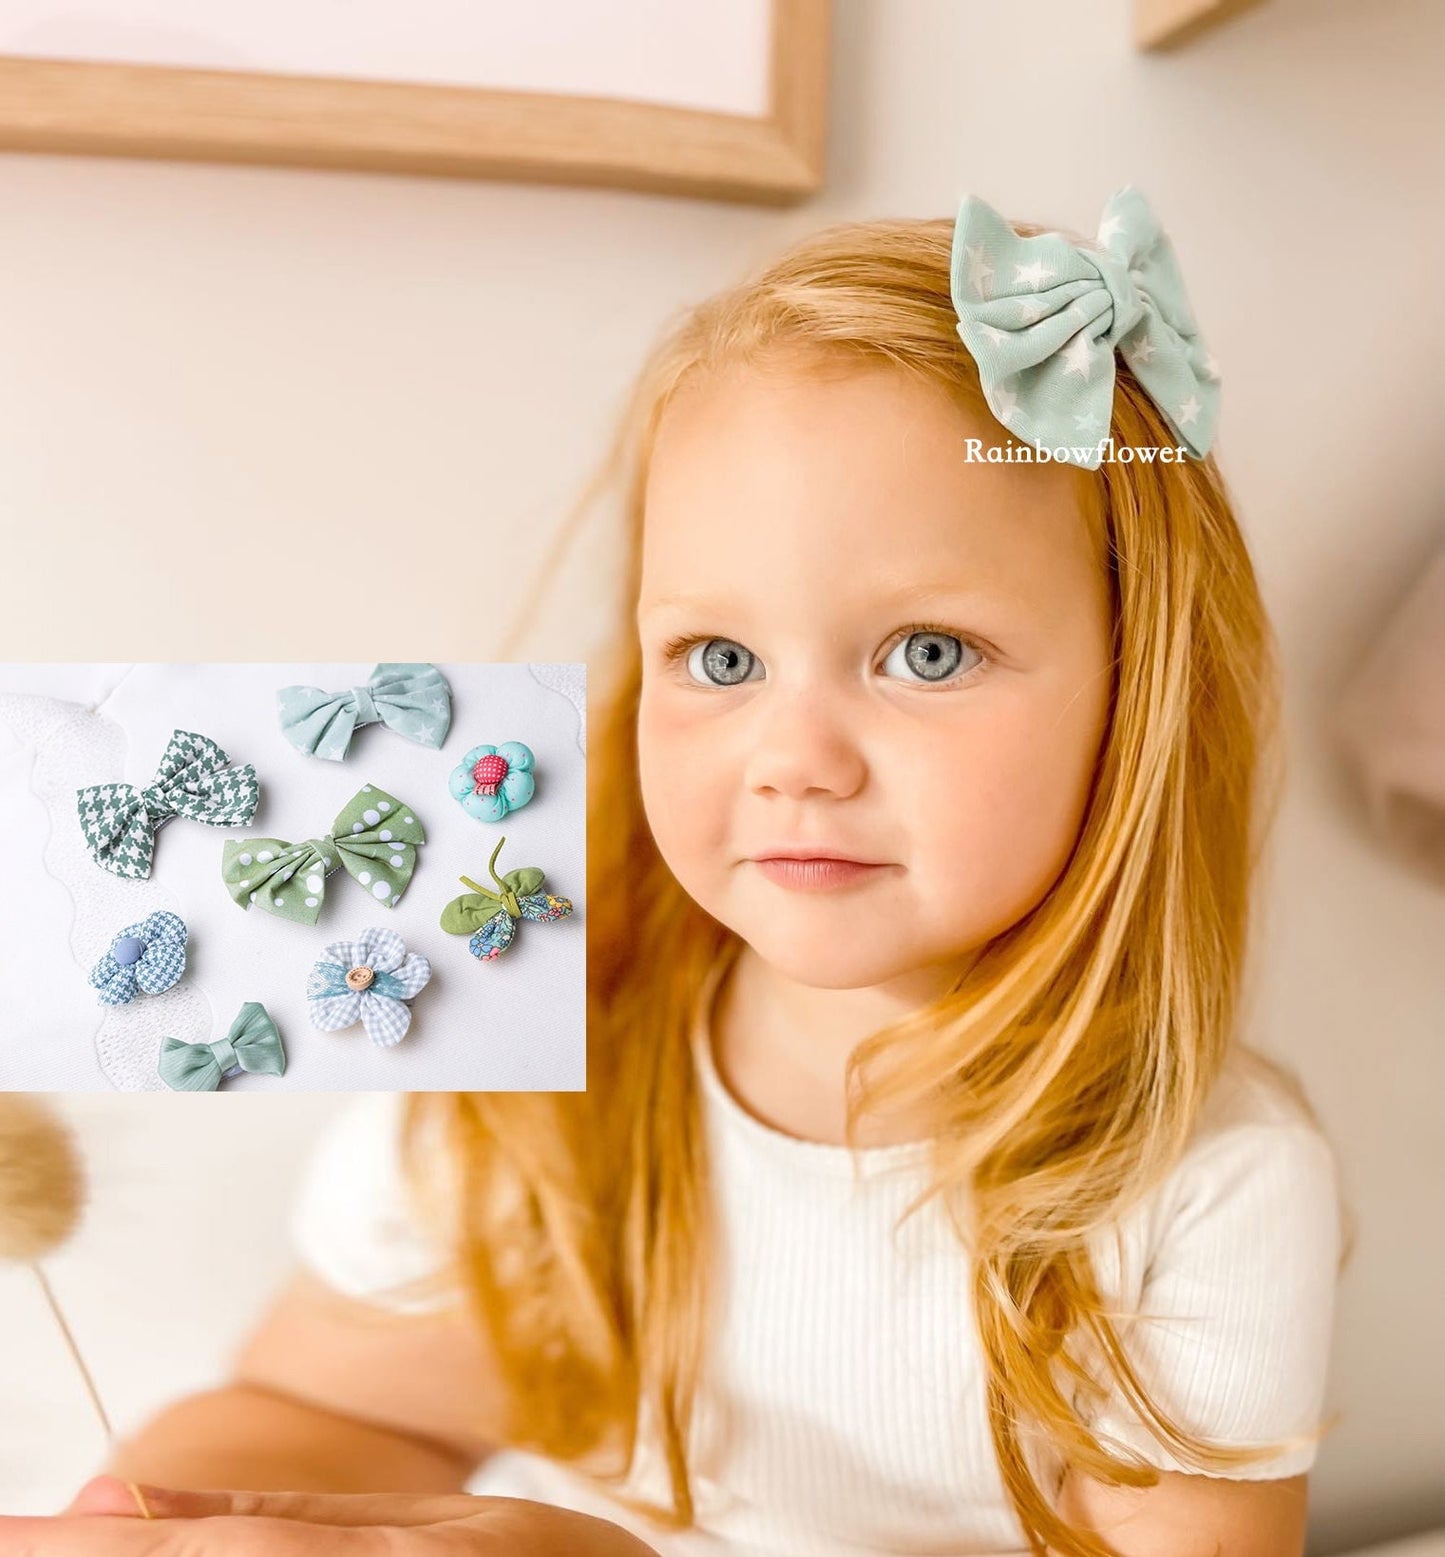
[0,1477,660,1556]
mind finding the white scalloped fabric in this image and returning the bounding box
[527,662,586,755]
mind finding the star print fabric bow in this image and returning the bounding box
[950,185,1219,469]
[277,663,452,762]
[222,784,424,925]
[158,1001,287,1092]
[77,729,260,879]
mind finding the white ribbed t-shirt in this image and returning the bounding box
[292,961,1344,1557]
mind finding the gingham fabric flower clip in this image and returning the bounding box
[77,729,260,879]
[221,784,424,925]
[306,927,432,1048]
[277,663,452,762]
[440,836,574,961]
[158,1001,286,1091]
[449,741,536,822]
[89,911,188,1007]
[950,184,1219,469]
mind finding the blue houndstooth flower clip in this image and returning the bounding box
[89,911,188,1006]
[306,927,432,1048]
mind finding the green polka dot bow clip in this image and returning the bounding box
[158,1001,287,1092]
[950,185,1219,470]
[439,836,574,961]
[221,784,424,925]
[277,663,452,762]
[77,729,260,880]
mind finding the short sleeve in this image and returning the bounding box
[1079,1121,1343,1480]
[291,1092,458,1313]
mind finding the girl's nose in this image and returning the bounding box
[741,685,868,802]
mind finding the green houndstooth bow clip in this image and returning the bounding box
[221,783,424,925]
[77,729,260,880]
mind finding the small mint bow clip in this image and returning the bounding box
[77,729,260,880]
[278,663,452,762]
[158,1001,286,1092]
[950,185,1220,470]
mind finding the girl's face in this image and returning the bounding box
[636,355,1114,993]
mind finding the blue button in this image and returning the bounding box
[112,936,146,966]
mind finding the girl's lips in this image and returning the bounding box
[751,857,892,891]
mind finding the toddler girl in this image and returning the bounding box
[16,188,1346,1557]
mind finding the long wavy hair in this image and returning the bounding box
[406,214,1350,1557]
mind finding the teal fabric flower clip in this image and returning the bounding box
[77,729,260,879]
[89,911,189,1006]
[449,742,535,822]
[950,184,1219,469]
[440,836,574,961]
[221,784,424,925]
[158,1001,286,1091]
[307,927,432,1048]
[277,663,452,762]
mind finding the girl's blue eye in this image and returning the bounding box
[881,630,978,684]
[686,638,763,687]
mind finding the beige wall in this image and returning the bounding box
[1,1,1442,1551]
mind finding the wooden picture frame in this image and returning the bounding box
[0,0,829,205]
[1134,0,1267,50]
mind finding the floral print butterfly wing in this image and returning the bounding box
[469,909,517,961]
[517,892,573,924]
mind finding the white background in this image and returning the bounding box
[0,2,1441,1550]
[0,662,586,1091]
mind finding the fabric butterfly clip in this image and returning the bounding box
[77,729,260,880]
[89,911,189,1006]
[307,928,432,1048]
[158,1001,286,1092]
[950,184,1220,470]
[222,784,423,925]
[440,836,574,961]
[277,663,452,762]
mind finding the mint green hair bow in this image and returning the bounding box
[158,1001,286,1091]
[77,729,260,880]
[950,185,1219,470]
[221,783,424,925]
[278,663,452,762]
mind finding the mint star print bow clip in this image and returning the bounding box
[277,663,452,762]
[221,784,424,924]
[158,1001,287,1092]
[440,836,574,961]
[950,185,1219,469]
[77,729,260,879]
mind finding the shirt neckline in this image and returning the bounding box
[690,944,936,1182]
